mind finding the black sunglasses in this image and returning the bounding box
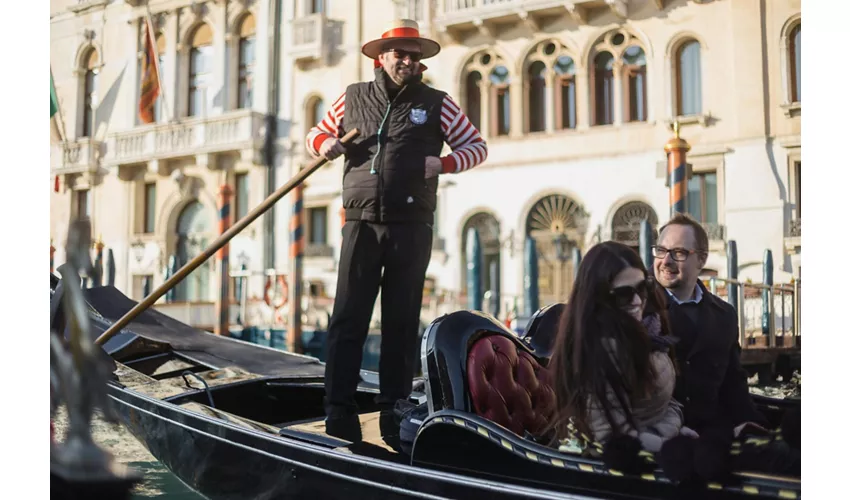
[385,48,423,62]
[609,277,654,308]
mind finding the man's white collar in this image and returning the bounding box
[666,284,703,305]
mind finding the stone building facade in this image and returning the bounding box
[50,0,801,325]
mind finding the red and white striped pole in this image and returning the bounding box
[215,184,233,336]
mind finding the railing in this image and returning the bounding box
[304,243,334,258]
[789,218,801,238]
[152,302,242,331]
[69,0,108,12]
[704,276,801,349]
[442,0,519,12]
[105,109,265,166]
[51,138,103,173]
[701,222,726,241]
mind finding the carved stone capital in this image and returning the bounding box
[472,18,494,39]
[564,3,587,25]
[516,10,540,32]
[605,0,628,19]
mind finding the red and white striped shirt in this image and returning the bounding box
[306,92,488,174]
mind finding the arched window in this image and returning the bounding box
[237,15,256,109]
[554,55,577,130]
[461,51,511,138]
[81,49,99,137]
[188,24,213,117]
[622,46,647,122]
[490,65,511,136]
[460,212,501,302]
[525,194,589,304]
[527,61,547,133]
[674,40,702,116]
[611,201,659,252]
[523,41,578,133]
[306,96,325,127]
[590,30,649,126]
[789,24,801,103]
[592,52,614,126]
[174,201,212,302]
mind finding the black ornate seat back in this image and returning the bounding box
[421,311,556,437]
[520,303,566,361]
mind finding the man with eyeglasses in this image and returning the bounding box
[652,213,771,479]
[305,19,488,442]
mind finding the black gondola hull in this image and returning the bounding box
[107,382,602,500]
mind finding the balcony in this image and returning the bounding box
[104,109,266,167]
[51,138,104,179]
[304,243,334,258]
[436,0,628,38]
[290,13,330,64]
[785,218,801,252]
[702,222,726,241]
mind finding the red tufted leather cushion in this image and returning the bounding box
[466,335,556,436]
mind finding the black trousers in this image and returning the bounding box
[324,221,432,417]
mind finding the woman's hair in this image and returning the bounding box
[548,241,661,441]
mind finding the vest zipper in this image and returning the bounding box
[369,102,393,175]
[371,86,407,223]
[370,87,407,175]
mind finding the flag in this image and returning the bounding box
[50,72,58,118]
[138,17,161,124]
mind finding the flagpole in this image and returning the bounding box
[144,5,171,122]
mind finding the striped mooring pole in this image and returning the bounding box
[288,181,305,354]
[215,184,234,336]
[92,236,105,287]
[50,239,55,274]
[664,121,691,217]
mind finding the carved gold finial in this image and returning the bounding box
[93,234,105,250]
[664,119,691,153]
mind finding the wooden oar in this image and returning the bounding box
[94,129,360,346]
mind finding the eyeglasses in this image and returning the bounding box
[610,277,654,308]
[385,49,422,62]
[651,245,698,262]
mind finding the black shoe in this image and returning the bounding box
[325,413,362,443]
[379,409,401,452]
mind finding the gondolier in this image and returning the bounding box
[305,19,488,441]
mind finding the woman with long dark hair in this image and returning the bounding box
[549,241,694,454]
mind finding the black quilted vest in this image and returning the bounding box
[339,68,446,225]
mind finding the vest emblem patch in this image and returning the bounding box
[409,108,428,125]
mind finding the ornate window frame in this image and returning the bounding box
[587,29,650,127]
[779,14,801,117]
[520,39,580,134]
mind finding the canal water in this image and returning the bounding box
[129,461,205,499]
[52,407,205,499]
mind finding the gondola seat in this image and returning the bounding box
[421,310,556,438]
[519,302,565,361]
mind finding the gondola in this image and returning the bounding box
[50,276,801,500]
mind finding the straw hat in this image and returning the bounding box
[361,19,441,60]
